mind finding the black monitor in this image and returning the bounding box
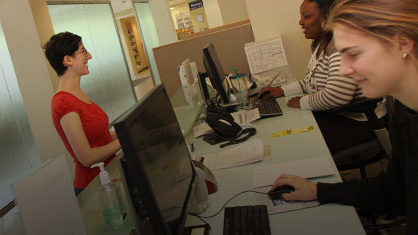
[202,43,230,104]
[114,84,196,235]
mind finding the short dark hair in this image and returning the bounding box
[43,32,81,76]
[308,0,337,19]
[306,0,337,49]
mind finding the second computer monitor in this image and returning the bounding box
[203,43,230,104]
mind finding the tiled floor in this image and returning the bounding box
[132,68,155,100]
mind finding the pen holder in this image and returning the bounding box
[228,73,249,107]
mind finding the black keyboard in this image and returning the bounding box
[223,205,271,235]
[250,98,283,118]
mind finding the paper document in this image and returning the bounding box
[256,187,319,214]
[244,37,288,74]
[193,122,212,137]
[199,138,264,170]
[13,155,86,234]
[252,156,335,187]
[230,109,260,126]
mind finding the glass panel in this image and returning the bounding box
[0,23,41,209]
[48,4,136,122]
[134,2,161,84]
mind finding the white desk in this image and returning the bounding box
[0,95,365,235]
[189,96,366,235]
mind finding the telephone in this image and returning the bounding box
[204,104,242,138]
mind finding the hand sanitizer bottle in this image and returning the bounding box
[91,162,125,228]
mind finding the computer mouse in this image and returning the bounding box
[268,185,295,200]
[258,91,271,99]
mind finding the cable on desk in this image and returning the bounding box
[189,213,211,228]
[191,189,269,219]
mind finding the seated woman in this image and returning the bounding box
[44,32,121,195]
[271,0,418,233]
[258,0,385,155]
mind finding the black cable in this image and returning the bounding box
[189,214,210,227]
[192,189,269,219]
[220,127,257,148]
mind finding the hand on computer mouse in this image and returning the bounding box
[268,185,295,200]
[257,87,284,99]
[270,174,317,201]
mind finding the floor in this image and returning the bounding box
[339,159,407,235]
[132,68,155,100]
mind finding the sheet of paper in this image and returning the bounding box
[252,156,335,187]
[200,138,264,170]
[230,109,260,126]
[12,155,86,235]
[244,37,288,74]
[255,187,320,214]
[193,122,212,137]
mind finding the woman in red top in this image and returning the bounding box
[44,32,121,195]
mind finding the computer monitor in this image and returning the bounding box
[202,43,230,104]
[114,84,196,235]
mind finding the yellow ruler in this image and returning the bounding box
[272,125,315,137]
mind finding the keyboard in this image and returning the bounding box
[250,98,283,118]
[223,205,271,235]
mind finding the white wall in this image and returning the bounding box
[202,0,224,28]
[0,0,67,164]
[218,0,249,25]
[149,0,178,45]
[203,0,249,28]
[244,0,312,80]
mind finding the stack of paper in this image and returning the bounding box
[200,138,264,170]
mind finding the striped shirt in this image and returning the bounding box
[283,39,363,111]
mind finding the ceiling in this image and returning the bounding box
[110,0,133,13]
[110,0,190,13]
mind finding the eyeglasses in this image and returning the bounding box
[75,48,88,55]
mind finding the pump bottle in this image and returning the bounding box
[91,162,125,228]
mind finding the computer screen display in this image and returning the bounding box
[114,84,196,235]
[203,43,230,104]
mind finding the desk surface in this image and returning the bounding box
[188,96,366,235]
[0,96,365,235]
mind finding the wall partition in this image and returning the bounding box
[47,2,136,122]
[134,2,161,85]
[0,23,41,210]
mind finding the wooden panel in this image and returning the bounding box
[153,20,254,97]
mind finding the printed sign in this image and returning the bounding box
[189,0,203,10]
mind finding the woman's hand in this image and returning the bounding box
[271,174,317,201]
[257,87,285,99]
[287,96,302,108]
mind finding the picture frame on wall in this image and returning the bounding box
[197,14,204,22]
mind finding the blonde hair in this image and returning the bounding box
[327,0,418,60]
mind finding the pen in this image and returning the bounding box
[267,72,281,87]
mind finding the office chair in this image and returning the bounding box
[328,97,407,233]
[329,97,391,178]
